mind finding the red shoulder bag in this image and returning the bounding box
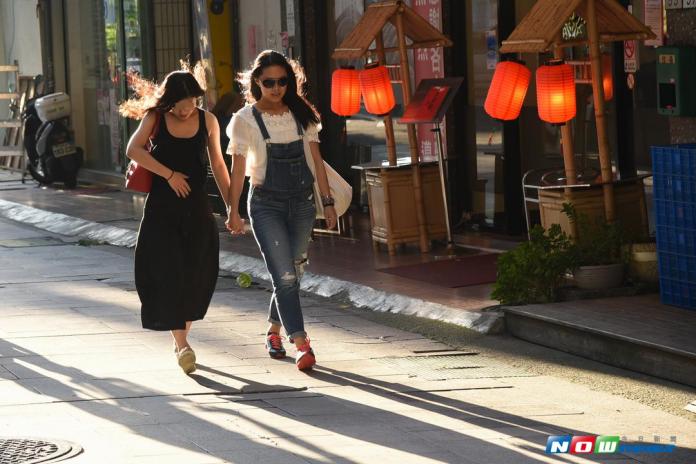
[125,111,162,193]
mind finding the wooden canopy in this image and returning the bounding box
[500,0,656,54]
[332,0,453,61]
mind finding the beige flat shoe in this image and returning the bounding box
[177,346,196,374]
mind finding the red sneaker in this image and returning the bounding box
[295,339,316,371]
[266,332,286,359]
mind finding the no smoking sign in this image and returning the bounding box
[624,40,638,73]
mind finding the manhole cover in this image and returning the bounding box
[0,237,66,248]
[0,438,82,464]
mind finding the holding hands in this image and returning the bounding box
[226,208,246,235]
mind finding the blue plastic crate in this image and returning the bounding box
[659,277,696,310]
[654,199,696,229]
[656,225,696,256]
[651,144,696,177]
[658,252,696,282]
[652,174,696,203]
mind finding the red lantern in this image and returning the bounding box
[484,61,531,121]
[331,67,361,116]
[602,54,613,101]
[536,60,576,124]
[359,63,395,116]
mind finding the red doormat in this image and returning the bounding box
[378,253,499,288]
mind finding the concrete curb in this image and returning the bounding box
[0,199,502,334]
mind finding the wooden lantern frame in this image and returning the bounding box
[332,0,453,253]
[499,0,655,223]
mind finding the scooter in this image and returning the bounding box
[23,92,83,188]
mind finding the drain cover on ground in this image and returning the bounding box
[0,237,66,248]
[375,354,535,380]
[0,438,82,464]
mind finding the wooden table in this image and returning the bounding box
[352,159,447,255]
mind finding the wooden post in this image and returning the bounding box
[375,32,398,167]
[586,0,616,222]
[553,45,577,189]
[554,42,578,237]
[396,8,430,253]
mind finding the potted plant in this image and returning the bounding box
[562,203,626,290]
[492,224,575,305]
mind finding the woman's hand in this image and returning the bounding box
[324,205,338,230]
[226,210,246,235]
[167,171,191,198]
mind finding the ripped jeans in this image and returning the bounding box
[248,186,316,341]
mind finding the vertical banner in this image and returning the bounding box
[644,0,664,47]
[413,0,445,162]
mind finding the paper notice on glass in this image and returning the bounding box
[486,30,498,70]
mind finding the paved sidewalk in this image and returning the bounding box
[0,170,500,332]
[1,216,695,463]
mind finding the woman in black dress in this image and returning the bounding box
[120,64,230,374]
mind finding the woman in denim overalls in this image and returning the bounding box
[225,51,338,371]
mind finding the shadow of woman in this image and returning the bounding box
[191,363,601,464]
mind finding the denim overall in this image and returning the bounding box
[248,106,316,340]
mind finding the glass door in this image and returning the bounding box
[468,0,503,228]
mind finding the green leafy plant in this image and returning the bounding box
[561,203,625,267]
[492,224,575,305]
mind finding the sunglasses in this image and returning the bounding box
[260,77,289,89]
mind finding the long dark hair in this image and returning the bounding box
[238,50,320,129]
[119,61,207,119]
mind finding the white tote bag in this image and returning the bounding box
[314,160,352,219]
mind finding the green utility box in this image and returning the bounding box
[657,47,696,117]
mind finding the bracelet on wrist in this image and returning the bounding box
[321,195,335,207]
[166,170,174,181]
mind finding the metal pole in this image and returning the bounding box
[433,122,453,248]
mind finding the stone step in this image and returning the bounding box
[502,295,696,388]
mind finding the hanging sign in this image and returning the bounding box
[644,0,664,46]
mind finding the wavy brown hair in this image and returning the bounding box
[238,50,319,129]
[119,60,208,120]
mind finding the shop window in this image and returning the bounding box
[153,0,193,80]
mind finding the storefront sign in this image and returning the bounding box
[665,0,683,8]
[412,0,445,162]
[644,0,664,47]
[685,0,696,8]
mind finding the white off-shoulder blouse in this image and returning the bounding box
[225,104,321,186]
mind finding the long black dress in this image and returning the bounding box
[135,109,219,331]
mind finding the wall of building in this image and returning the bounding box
[666,7,696,144]
[237,0,284,70]
[0,0,42,131]
[0,0,43,75]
